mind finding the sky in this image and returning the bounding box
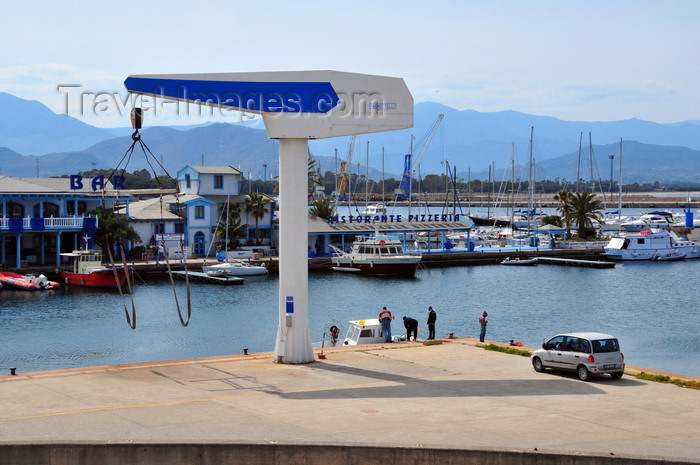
[2,0,700,128]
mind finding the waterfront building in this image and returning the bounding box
[176,165,275,251]
[0,175,126,268]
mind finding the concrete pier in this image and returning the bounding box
[1,338,698,464]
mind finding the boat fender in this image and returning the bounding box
[379,240,386,245]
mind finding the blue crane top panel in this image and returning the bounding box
[124,77,339,114]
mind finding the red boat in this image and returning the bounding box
[59,250,131,289]
[0,272,60,291]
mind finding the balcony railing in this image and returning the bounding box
[0,216,98,231]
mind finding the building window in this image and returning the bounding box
[66,201,87,216]
[155,223,165,234]
[174,223,185,234]
[7,202,25,218]
[195,205,204,219]
[34,202,60,218]
[185,174,191,189]
[214,175,223,189]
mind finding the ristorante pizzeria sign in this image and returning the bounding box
[327,213,461,224]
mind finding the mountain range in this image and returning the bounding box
[1,92,698,185]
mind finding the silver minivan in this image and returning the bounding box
[531,332,625,381]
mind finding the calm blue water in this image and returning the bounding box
[1,259,698,376]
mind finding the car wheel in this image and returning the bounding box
[577,365,591,381]
[532,357,546,372]
[610,372,623,380]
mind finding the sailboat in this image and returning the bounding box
[203,196,268,276]
[511,127,542,231]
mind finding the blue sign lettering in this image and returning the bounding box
[70,175,83,190]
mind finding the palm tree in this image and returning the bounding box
[88,206,141,257]
[309,197,336,219]
[553,189,574,238]
[244,193,272,245]
[213,202,250,251]
[566,191,604,239]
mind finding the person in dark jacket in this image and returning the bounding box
[427,306,437,340]
[403,316,419,342]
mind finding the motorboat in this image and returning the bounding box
[620,211,677,232]
[0,272,59,291]
[361,203,387,215]
[343,318,388,345]
[501,256,538,266]
[328,232,421,277]
[201,260,268,276]
[604,229,700,261]
[59,249,131,289]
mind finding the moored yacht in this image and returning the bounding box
[329,233,421,276]
[620,211,677,232]
[604,229,700,261]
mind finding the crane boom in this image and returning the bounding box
[335,135,356,200]
[396,113,444,198]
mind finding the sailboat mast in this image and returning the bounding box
[618,138,623,220]
[576,131,582,193]
[589,132,594,193]
[528,126,534,229]
[510,143,515,230]
[365,140,369,208]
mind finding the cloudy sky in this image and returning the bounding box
[2,0,699,127]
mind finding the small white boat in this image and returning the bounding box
[360,203,387,215]
[620,211,677,232]
[329,232,421,277]
[604,229,700,261]
[201,260,268,276]
[501,256,538,266]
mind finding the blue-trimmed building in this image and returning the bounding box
[0,175,127,268]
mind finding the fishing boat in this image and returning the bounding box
[59,249,131,288]
[604,229,700,261]
[201,260,268,276]
[501,256,538,266]
[328,232,421,276]
[0,272,59,291]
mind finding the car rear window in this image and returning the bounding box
[592,338,620,353]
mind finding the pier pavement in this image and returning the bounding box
[1,338,699,464]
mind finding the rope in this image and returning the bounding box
[107,243,136,330]
[105,122,193,328]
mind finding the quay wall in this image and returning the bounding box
[1,443,692,465]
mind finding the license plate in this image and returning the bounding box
[603,364,616,370]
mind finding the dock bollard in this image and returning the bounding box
[243,348,249,355]
[10,367,16,375]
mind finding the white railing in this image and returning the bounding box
[0,216,97,230]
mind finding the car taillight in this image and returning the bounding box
[587,355,595,363]
[621,353,624,360]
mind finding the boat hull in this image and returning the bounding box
[59,268,129,288]
[0,272,59,291]
[201,263,268,276]
[331,259,420,277]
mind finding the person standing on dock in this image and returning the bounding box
[479,311,488,343]
[378,307,393,343]
[403,316,419,342]
[427,306,437,340]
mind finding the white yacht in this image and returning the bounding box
[620,211,677,232]
[201,260,268,276]
[360,203,387,215]
[329,233,421,276]
[604,229,700,261]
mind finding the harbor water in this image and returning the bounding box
[1,259,698,377]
